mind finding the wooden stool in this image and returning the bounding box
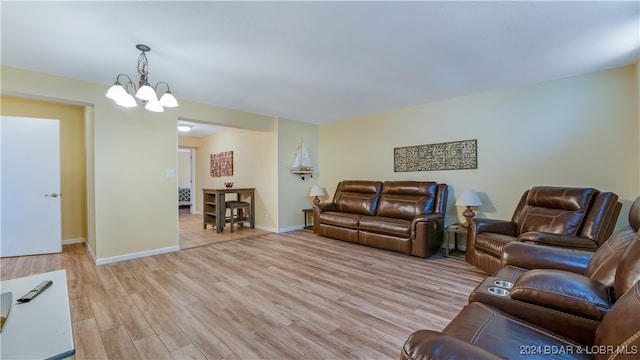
[225,201,251,233]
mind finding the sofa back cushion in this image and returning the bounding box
[613,229,640,300]
[512,186,596,236]
[585,225,636,286]
[333,180,383,216]
[376,181,438,220]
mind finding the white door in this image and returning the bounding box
[1,116,62,257]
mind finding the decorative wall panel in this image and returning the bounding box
[394,139,477,172]
[210,151,234,177]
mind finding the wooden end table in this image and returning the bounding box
[444,223,467,257]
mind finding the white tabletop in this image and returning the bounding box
[0,270,75,359]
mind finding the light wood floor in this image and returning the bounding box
[1,230,486,359]
[179,213,269,250]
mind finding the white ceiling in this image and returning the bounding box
[177,120,228,137]
[1,1,638,125]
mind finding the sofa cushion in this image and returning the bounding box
[376,181,436,220]
[334,181,382,216]
[514,187,595,236]
[359,216,410,237]
[442,302,585,360]
[317,211,361,229]
[511,269,613,321]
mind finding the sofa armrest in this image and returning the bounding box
[511,269,613,321]
[501,242,593,274]
[471,218,517,236]
[402,330,505,360]
[313,202,336,215]
[410,213,444,257]
[518,232,598,250]
[411,213,443,231]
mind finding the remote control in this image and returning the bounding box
[17,280,53,303]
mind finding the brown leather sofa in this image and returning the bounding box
[313,180,448,258]
[466,186,621,274]
[402,280,640,360]
[466,196,640,346]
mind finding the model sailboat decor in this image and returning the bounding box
[289,139,314,180]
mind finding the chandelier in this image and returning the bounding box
[106,44,178,112]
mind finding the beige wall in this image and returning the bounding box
[637,60,640,190]
[2,62,638,260]
[2,65,274,262]
[192,128,279,230]
[1,95,87,242]
[276,118,320,230]
[318,65,639,230]
[178,117,318,231]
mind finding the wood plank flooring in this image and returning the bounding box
[179,213,269,249]
[1,230,486,359]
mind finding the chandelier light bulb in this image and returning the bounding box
[106,44,178,112]
[144,99,164,112]
[135,84,158,101]
[116,94,138,108]
[106,82,127,101]
[160,91,179,107]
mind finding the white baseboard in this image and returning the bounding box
[255,224,278,233]
[277,225,305,233]
[95,245,180,266]
[62,237,86,245]
[85,243,97,262]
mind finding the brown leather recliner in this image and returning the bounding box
[466,196,640,346]
[466,186,621,274]
[401,280,640,360]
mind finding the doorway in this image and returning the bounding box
[178,147,195,214]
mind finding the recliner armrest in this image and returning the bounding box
[411,213,443,229]
[313,202,336,215]
[501,242,593,274]
[402,330,505,360]
[511,269,613,321]
[518,232,598,250]
[471,218,517,236]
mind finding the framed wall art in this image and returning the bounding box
[210,150,234,177]
[394,139,477,172]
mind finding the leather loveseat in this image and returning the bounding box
[313,180,448,258]
[467,186,621,274]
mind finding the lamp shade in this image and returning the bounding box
[455,189,482,207]
[309,185,326,197]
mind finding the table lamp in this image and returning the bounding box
[455,189,483,227]
[309,185,326,205]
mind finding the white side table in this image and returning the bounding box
[0,270,75,359]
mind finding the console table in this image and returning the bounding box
[0,270,75,359]
[203,188,255,233]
